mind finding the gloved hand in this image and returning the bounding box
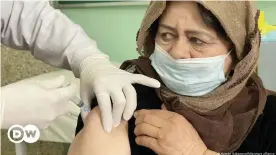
[80,57,160,132]
[1,75,76,129]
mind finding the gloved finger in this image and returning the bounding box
[131,74,160,88]
[97,94,113,133]
[111,90,126,127]
[51,84,77,117]
[54,84,77,101]
[122,85,137,121]
[80,81,94,106]
[56,100,71,117]
[37,75,66,89]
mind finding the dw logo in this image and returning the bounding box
[7,124,40,143]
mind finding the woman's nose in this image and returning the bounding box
[168,40,191,59]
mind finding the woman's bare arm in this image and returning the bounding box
[68,106,131,155]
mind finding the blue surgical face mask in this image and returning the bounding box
[150,43,230,96]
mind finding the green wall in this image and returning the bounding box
[60,2,276,63]
[255,1,276,24]
[61,5,145,63]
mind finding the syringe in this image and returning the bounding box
[70,97,91,121]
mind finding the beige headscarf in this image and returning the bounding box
[120,1,268,152]
[136,1,262,112]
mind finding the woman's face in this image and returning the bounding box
[155,1,233,74]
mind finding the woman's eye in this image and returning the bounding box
[190,37,205,45]
[161,33,175,42]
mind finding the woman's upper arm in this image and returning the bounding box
[68,106,130,155]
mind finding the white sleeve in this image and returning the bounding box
[1,0,108,77]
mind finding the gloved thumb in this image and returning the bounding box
[131,74,160,88]
[80,81,95,106]
[54,84,77,101]
[51,84,77,118]
[37,75,66,89]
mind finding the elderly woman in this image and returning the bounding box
[68,1,276,154]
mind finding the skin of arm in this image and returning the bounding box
[68,106,131,155]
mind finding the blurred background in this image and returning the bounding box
[1,1,276,155]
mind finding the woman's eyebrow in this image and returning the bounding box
[159,23,215,39]
[159,24,177,33]
[188,30,215,40]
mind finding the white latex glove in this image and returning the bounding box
[1,76,77,129]
[80,57,160,132]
